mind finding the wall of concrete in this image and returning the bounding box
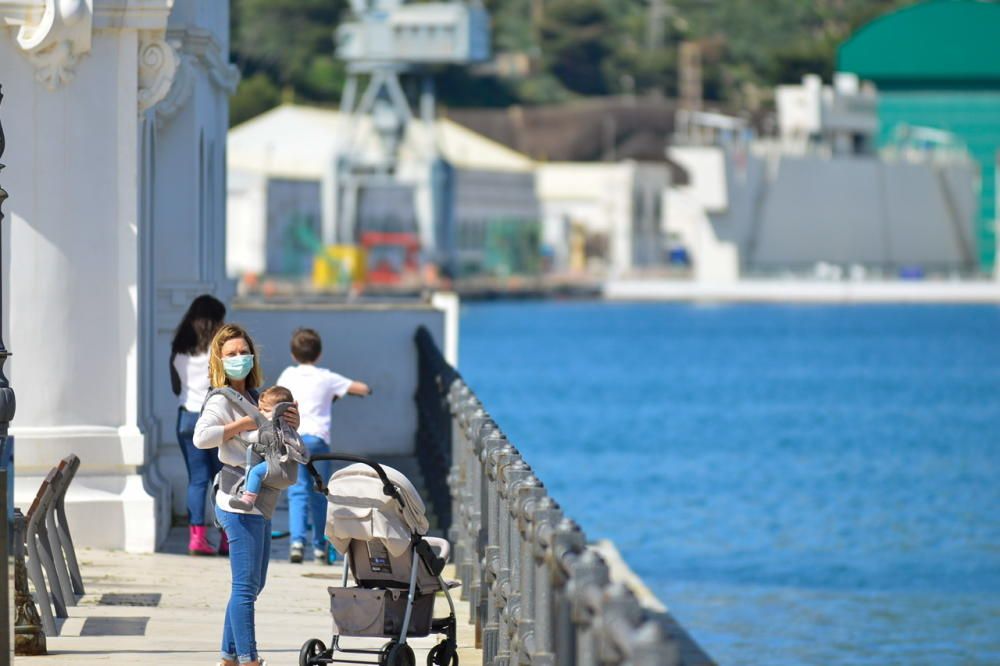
[234,304,445,455]
[151,302,450,522]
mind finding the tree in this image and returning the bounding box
[224,0,926,123]
[229,0,347,120]
[539,0,615,96]
[229,72,281,127]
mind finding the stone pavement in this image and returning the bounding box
[27,522,479,665]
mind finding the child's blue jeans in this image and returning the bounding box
[244,460,268,495]
[288,435,332,550]
[215,506,271,664]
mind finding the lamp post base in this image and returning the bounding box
[12,510,45,656]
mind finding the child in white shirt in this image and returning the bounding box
[276,327,371,563]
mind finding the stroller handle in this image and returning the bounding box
[305,452,405,509]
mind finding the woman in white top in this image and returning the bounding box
[170,294,226,556]
[194,323,299,666]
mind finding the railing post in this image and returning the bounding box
[495,456,529,666]
[469,411,494,637]
[446,382,470,566]
[481,430,508,661]
[529,496,562,666]
[567,550,610,666]
[549,518,586,666]
[455,395,481,601]
[504,468,532,663]
[466,412,498,621]
[513,476,544,665]
[595,583,643,665]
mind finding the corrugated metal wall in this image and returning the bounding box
[838,0,1000,272]
[750,156,977,273]
[876,91,1000,269]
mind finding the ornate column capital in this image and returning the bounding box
[141,26,240,125]
[137,32,180,115]
[2,0,176,92]
[166,26,239,95]
[12,0,94,91]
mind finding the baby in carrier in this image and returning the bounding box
[229,385,309,511]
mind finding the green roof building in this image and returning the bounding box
[838,0,1000,273]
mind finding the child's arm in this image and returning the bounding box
[347,381,372,396]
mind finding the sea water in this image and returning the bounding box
[459,302,1000,666]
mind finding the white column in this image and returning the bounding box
[0,0,232,552]
[610,162,636,277]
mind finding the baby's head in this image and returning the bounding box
[259,385,294,417]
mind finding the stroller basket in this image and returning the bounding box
[329,586,435,638]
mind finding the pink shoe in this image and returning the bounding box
[217,529,230,557]
[188,525,215,556]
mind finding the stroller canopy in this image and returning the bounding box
[325,463,430,557]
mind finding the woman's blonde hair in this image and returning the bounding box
[208,323,263,390]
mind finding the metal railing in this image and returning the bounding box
[415,326,704,666]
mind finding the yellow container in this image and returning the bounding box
[312,245,367,288]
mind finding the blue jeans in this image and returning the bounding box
[245,461,268,495]
[215,506,271,664]
[288,435,332,550]
[177,407,222,526]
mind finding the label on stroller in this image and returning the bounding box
[366,541,393,574]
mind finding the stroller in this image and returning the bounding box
[299,453,459,666]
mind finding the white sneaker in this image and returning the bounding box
[290,542,304,563]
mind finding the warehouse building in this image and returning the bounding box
[838,0,1000,273]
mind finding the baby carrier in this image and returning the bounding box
[298,452,458,666]
[204,387,303,520]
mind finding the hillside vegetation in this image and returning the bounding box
[229,0,917,126]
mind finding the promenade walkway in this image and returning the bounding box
[32,523,479,665]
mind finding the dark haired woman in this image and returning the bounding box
[171,294,227,555]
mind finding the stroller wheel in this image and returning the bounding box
[299,638,327,666]
[380,641,415,666]
[427,642,458,666]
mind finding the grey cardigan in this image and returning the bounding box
[194,391,263,516]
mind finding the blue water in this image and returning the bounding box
[459,302,1000,666]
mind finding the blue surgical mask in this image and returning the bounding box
[223,354,254,380]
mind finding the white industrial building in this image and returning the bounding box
[228,103,685,282]
[226,104,538,280]
[775,73,878,155]
[665,73,978,280]
[535,161,674,276]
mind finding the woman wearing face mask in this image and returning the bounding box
[194,323,299,666]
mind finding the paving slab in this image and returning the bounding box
[25,524,479,665]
